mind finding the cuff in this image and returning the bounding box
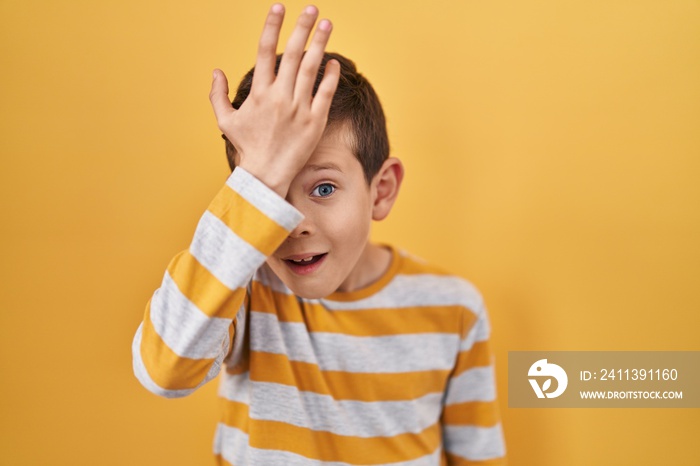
[225,167,304,232]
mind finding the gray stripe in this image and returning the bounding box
[213,423,250,463]
[459,311,491,351]
[227,167,303,232]
[215,423,444,466]
[443,366,496,405]
[150,271,232,359]
[249,311,460,372]
[248,381,443,437]
[190,211,265,290]
[443,424,505,461]
[218,371,251,404]
[320,275,484,312]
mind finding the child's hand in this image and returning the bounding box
[209,4,340,198]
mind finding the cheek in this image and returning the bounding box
[325,197,372,245]
[265,257,285,278]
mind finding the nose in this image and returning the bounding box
[288,213,314,238]
[285,191,314,239]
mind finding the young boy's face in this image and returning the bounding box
[265,126,379,299]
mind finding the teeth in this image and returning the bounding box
[292,256,315,263]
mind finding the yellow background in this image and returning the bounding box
[1,0,699,464]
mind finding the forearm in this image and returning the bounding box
[133,167,303,397]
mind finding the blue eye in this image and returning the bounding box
[311,183,336,197]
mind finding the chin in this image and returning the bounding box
[282,279,339,300]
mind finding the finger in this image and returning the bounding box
[311,58,340,117]
[294,18,333,101]
[209,69,234,125]
[252,3,285,89]
[276,5,319,91]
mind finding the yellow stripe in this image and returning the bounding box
[221,399,250,434]
[208,184,290,256]
[167,250,246,319]
[247,419,441,465]
[248,351,451,402]
[453,340,492,376]
[442,400,501,427]
[214,455,234,466]
[445,453,506,466]
[140,302,219,390]
[250,281,300,320]
[305,305,464,336]
[225,357,249,376]
[251,282,470,337]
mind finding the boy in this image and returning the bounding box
[133,4,506,465]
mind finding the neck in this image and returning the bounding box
[336,243,392,293]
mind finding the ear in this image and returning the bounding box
[371,157,404,221]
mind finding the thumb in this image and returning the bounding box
[209,69,233,122]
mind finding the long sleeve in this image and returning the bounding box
[132,167,303,398]
[441,296,507,465]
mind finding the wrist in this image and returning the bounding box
[237,160,292,198]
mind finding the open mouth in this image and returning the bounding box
[283,253,328,275]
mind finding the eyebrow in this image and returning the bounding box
[305,163,344,173]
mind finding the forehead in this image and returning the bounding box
[304,125,359,173]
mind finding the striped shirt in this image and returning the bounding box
[132,167,506,465]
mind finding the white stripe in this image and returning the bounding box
[249,311,460,372]
[150,271,232,359]
[459,311,491,351]
[131,324,196,399]
[444,366,496,405]
[218,371,252,404]
[213,423,250,464]
[443,424,505,461]
[215,423,444,466]
[226,166,304,231]
[248,381,443,437]
[320,274,484,312]
[190,210,265,289]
